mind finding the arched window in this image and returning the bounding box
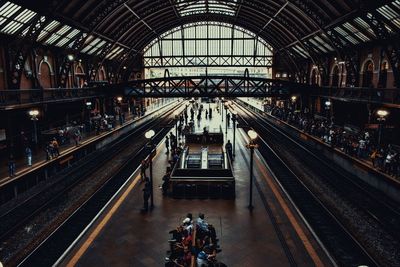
[331,65,339,87]
[362,60,374,87]
[143,21,273,78]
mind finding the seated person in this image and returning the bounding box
[196,213,217,244]
[182,218,193,234]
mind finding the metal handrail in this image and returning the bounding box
[0,87,105,107]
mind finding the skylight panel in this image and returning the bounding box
[377,4,400,29]
[81,37,105,54]
[309,39,328,53]
[314,35,334,51]
[334,26,359,44]
[0,3,37,35]
[44,25,71,45]
[342,22,370,42]
[55,29,80,47]
[37,20,60,41]
[107,46,124,60]
[353,17,376,38]
[1,8,36,34]
[0,2,21,27]
[176,0,238,17]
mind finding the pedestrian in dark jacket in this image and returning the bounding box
[142,177,151,212]
[8,155,16,177]
[165,136,170,153]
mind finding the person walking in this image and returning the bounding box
[8,155,16,177]
[165,136,170,154]
[25,147,32,167]
[225,140,233,160]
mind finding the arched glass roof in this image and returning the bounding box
[2,0,400,73]
[143,21,273,68]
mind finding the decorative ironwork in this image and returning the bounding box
[121,75,309,97]
[9,15,49,89]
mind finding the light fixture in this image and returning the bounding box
[325,100,331,107]
[67,54,75,61]
[291,96,297,102]
[28,109,39,117]
[377,109,389,118]
[248,130,258,140]
[85,101,92,106]
[145,130,155,139]
[123,66,127,70]
[117,96,123,102]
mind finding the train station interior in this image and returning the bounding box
[0,0,400,266]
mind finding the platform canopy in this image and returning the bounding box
[3,0,400,68]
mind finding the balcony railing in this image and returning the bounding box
[314,87,400,105]
[0,88,106,108]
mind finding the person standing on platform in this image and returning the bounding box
[184,112,188,125]
[209,107,212,119]
[142,177,151,212]
[205,109,208,119]
[140,159,148,182]
[165,136,170,154]
[225,140,233,160]
[226,113,231,127]
[25,147,32,167]
[161,170,170,196]
[52,138,60,157]
[190,108,194,121]
[8,155,16,177]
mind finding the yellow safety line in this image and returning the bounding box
[254,159,325,267]
[66,173,141,267]
[66,147,164,266]
[237,127,324,266]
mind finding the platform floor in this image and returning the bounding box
[59,102,333,267]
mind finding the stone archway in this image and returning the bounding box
[38,60,53,88]
[310,67,319,86]
[331,64,339,87]
[75,64,85,88]
[362,60,374,88]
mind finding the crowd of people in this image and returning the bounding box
[166,213,224,267]
[266,105,399,178]
[141,100,223,209]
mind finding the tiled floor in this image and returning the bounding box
[60,102,333,267]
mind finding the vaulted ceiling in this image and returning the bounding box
[5,0,400,65]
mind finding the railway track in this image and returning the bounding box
[0,102,183,266]
[234,102,399,267]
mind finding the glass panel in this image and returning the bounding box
[143,21,273,68]
[0,3,37,35]
[175,0,238,17]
